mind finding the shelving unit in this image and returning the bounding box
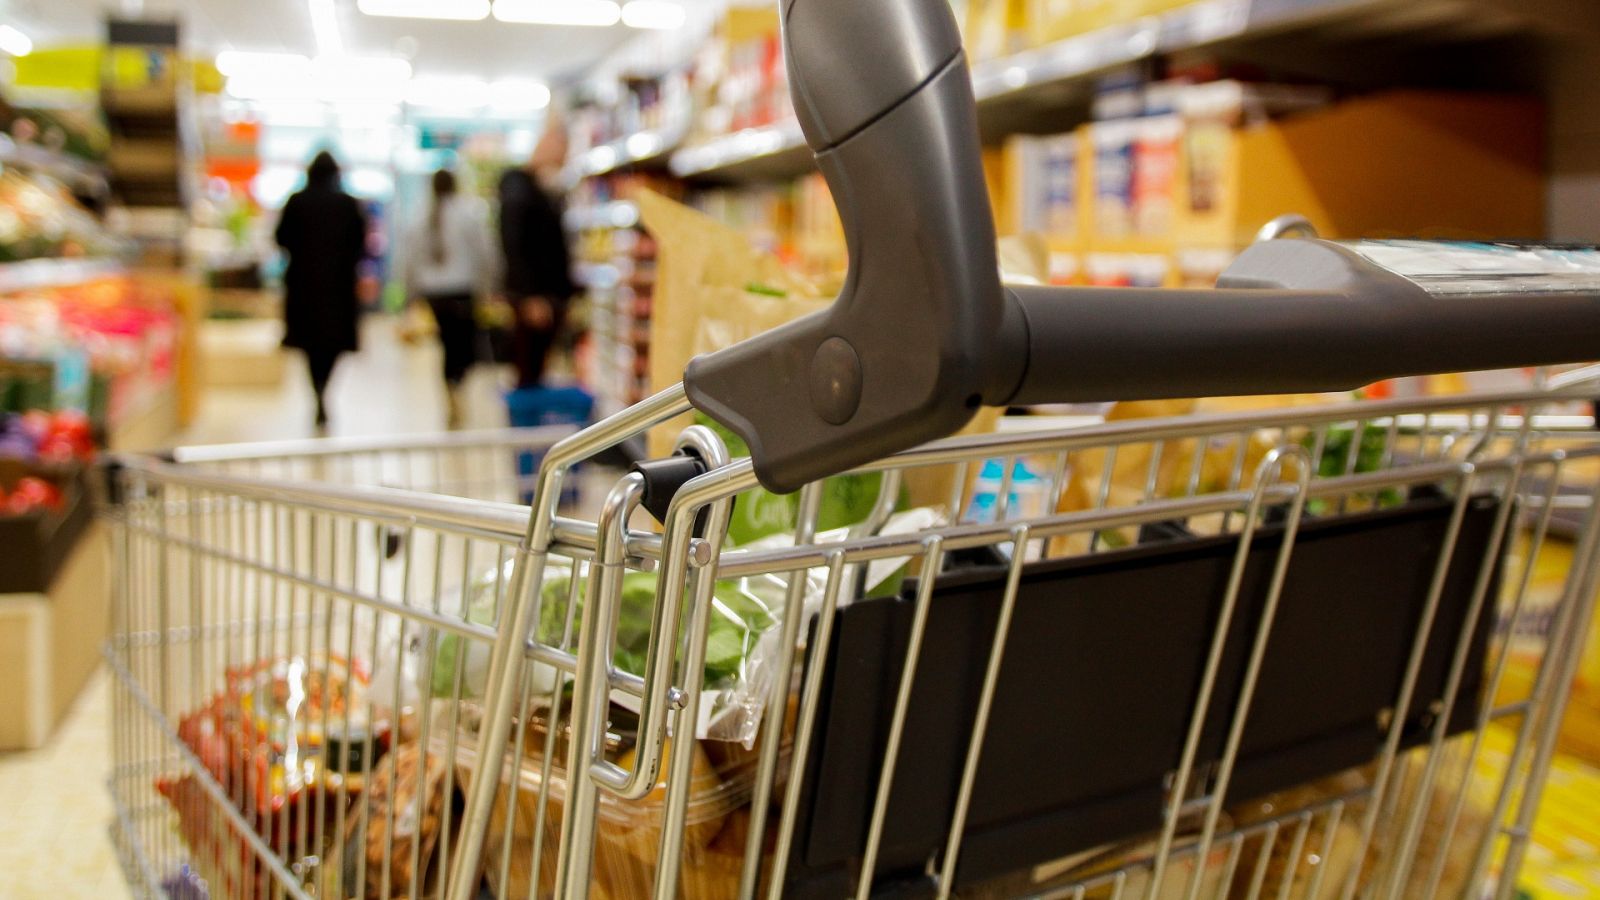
[0,135,108,196]
[0,259,125,294]
[666,0,1588,183]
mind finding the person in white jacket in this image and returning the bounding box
[405,168,498,427]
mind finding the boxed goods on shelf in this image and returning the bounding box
[1173,90,1545,248]
[997,84,1542,288]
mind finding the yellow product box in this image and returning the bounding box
[967,0,1031,61]
[1519,858,1600,899]
[1174,90,1545,247]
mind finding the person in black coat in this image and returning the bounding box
[498,125,576,388]
[275,151,368,429]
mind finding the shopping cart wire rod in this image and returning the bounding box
[590,427,736,802]
[937,523,1031,898]
[858,535,948,900]
[653,485,739,900]
[1339,464,1479,900]
[1460,463,1575,896]
[1494,478,1600,900]
[557,473,646,900]
[446,385,692,900]
[117,521,499,642]
[167,425,576,464]
[765,552,849,900]
[1380,455,1530,900]
[838,387,1600,477]
[1176,447,1313,900]
[710,454,1549,580]
[740,481,827,900]
[122,458,534,539]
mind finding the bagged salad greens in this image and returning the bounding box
[430,508,944,745]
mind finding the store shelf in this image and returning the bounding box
[565,122,687,185]
[666,0,1519,183]
[0,258,126,294]
[565,200,642,233]
[669,119,810,182]
[0,135,109,195]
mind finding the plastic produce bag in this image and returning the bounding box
[429,510,943,744]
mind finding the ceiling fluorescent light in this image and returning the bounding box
[488,78,551,111]
[406,76,490,108]
[216,51,310,78]
[308,0,343,55]
[314,55,413,82]
[621,0,685,30]
[0,25,34,57]
[358,0,490,20]
[492,0,621,27]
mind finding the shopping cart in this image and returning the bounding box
[104,1,1600,898]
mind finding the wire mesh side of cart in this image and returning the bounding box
[102,427,595,900]
[106,388,1600,900]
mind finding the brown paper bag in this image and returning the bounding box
[638,190,1003,511]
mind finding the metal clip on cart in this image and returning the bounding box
[105,1,1600,898]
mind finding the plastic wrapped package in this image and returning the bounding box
[430,509,938,747]
[157,655,385,900]
[444,701,787,900]
[319,742,450,900]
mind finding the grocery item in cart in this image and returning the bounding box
[447,700,785,900]
[324,741,449,900]
[158,655,384,898]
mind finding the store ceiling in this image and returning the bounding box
[3,0,723,81]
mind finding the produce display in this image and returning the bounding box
[0,272,179,433]
[0,167,123,262]
[0,409,95,463]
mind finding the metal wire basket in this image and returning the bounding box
[104,376,1600,899]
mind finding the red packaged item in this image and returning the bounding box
[156,655,384,899]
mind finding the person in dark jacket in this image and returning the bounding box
[275,151,368,430]
[498,124,576,388]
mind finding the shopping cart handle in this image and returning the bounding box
[685,0,1600,495]
[1006,239,1600,405]
[685,0,1024,494]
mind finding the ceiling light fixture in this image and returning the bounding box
[0,25,34,57]
[314,54,413,82]
[406,76,490,108]
[225,57,412,103]
[491,0,621,27]
[357,0,490,21]
[620,0,685,30]
[488,78,551,111]
[215,50,310,77]
[308,0,343,55]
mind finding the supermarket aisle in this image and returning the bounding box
[0,668,125,899]
[0,316,507,899]
[181,314,512,444]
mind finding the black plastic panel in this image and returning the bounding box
[784,494,1504,895]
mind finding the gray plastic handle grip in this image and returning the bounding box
[684,0,1024,495]
[1009,239,1600,404]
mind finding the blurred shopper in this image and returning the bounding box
[274,151,368,431]
[405,168,497,427]
[498,121,576,388]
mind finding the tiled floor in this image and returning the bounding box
[0,317,510,899]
